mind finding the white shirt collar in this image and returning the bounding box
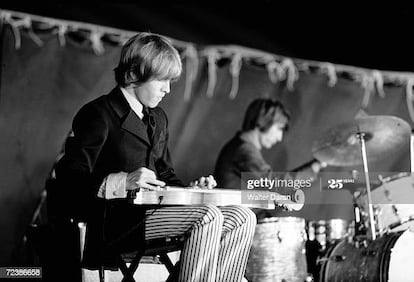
[120,86,144,119]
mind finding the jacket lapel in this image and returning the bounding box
[122,111,151,146]
[150,109,162,149]
[108,87,151,146]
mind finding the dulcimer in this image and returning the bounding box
[133,186,304,211]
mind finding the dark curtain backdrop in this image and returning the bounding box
[0,26,411,264]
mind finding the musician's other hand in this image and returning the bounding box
[190,175,217,189]
[311,161,327,175]
[126,167,166,191]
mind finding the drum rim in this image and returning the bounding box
[381,172,411,183]
[258,216,305,224]
[379,232,402,282]
[318,238,343,282]
[308,218,349,224]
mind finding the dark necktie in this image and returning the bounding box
[142,107,155,144]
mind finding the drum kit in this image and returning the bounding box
[245,115,414,282]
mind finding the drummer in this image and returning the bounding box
[214,98,324,216]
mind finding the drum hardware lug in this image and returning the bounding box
[361,250,377,257]
[331,255,346,262]
[354,238,369,249]
[316,254,346,264]
[315,256,329,265]
[391,205,400,217]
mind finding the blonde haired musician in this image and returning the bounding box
[54,33,256,281]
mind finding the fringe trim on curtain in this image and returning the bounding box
[360,71,386,108]
[90,31,104,55]
[1,11,43,49]
[406,79,414,122]
[2,8,414,111]
[320,63,337,87]
[280,58,298,91]
[204,49,220,98]
[57,24,67,46]
[372,70,385,98]
[182,44,199,101]
[229,52,242,99]
[361,74,374,108]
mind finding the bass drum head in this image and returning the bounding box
[388,229,414,281]
[319,229,414,282]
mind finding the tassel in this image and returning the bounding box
[229,52,242,99]
[280,58,298,91]
[372,70,386,98]
[57,24,67,46]
[205,49,219,98]
[90,30,104,55]
[406,78,414,123]
[2,11,22,49]
[27,21,44,47]
[320,62,337,87]
[361,74,375,108]
[266,61,280,84]
[5,13,43,48]
[182,44,199,101]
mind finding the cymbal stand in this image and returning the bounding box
[352,192,365,236]
[356,132,376,240]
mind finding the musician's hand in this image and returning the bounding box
[189,175,217,189]
[311,161,327,175]
[126,167,165,191]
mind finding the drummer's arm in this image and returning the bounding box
[235,148,273,179]
[289,160,327,182]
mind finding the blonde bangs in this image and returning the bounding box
[151,51,182,81]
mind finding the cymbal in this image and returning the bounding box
[312,115,411,166]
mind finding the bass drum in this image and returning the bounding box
[319,229,414,282]
[245,217,307,282]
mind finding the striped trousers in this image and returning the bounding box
[145,204,257,282]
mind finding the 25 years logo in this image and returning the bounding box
[327,179,344,189]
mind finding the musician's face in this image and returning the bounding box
[259,123,285,149]
[134,79,171,108]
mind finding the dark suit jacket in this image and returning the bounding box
[214,132,272,189]
[54,87,183,268]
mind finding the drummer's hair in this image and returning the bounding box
[242,99,290,132]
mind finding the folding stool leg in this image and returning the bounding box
[158,254,175,273]
[99,266,105,282]
[165,260,180,282]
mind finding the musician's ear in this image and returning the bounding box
[125,71,138,85]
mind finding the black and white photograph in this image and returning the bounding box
[0,2,413,281]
